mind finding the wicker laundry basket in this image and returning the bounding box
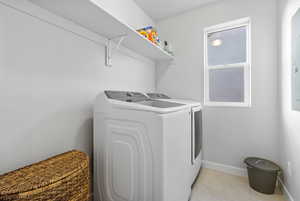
[0,150,90,201]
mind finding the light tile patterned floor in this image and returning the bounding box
[191,168,286,201]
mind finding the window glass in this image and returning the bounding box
[209,67,244,102]
[207,26,247,66]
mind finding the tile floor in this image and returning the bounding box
[191,168,286,201]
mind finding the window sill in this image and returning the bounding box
[204,101,252,108]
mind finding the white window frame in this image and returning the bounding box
[204,17,252,107]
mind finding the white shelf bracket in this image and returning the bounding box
[105,35,127,67]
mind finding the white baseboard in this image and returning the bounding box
[202,160,247,177]
[278,178,295,201]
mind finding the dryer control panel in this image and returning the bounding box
[147,93,171,99]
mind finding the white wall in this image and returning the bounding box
[93,0,155,29]
[0,0,155,174]
[278,0,300,200]
[157,0,279,169]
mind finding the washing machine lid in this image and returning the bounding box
[105,91,189,113]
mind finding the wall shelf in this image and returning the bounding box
[29,0,174,62]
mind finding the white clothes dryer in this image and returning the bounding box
[147,93,203,186]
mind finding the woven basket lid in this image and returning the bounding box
[0,150,88,197]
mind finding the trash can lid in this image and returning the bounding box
[244,157,281,172]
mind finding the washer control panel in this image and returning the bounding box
[105,90,149,102]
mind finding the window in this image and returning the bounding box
[204,18,251,107]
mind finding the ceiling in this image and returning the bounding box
[134,0,221,21]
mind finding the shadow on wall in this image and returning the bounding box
[76,116,94,155]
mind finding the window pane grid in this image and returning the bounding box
[204,17,251,107]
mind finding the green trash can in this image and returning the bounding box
[244,157,281,194]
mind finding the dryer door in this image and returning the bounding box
[191,106,202,164]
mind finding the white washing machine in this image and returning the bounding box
[147,93,203,186]
[94,91,192,201]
